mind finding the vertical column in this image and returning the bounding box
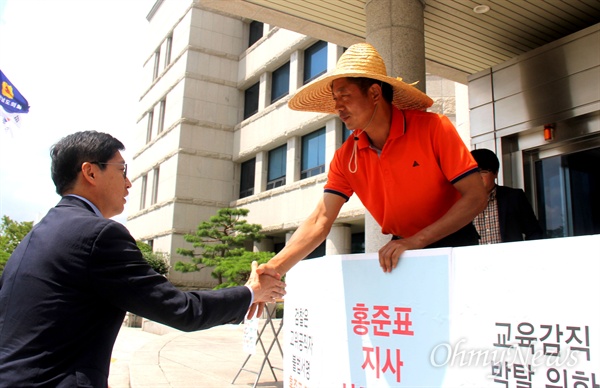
[259,72,270,110]
[285,231,295,244]
[326,223,352,255]
[364,0,427,253]
[328,43,344,71]
[364,211,389,253]
[287,136,300,184]
[324,118,341,173]
[254,237,274,253]
[365,0,427,93]
[290,49,303,93]
[255,150,268,194]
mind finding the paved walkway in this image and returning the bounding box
[109,319,284,388]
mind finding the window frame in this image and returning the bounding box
[239,158,256,199]
[270,62,290,104]
[248,21,264,48]
[151,167,160,205]
[140,174,148,210]
[301,127,326,179]
[243,82,260,119]
[157,99,166,134]
[266,144,287,190]
[303,41,328,85]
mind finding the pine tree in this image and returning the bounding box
[175,208,274,288]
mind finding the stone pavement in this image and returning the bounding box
[109,319,284,388]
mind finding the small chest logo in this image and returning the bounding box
[412,160,420,167]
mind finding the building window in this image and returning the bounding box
[152,49,160,81]
[306,241,326,259]
[151,167,160,205]
[248,21,263,47]
[157,99,166,134]
[342,122,352,143]
[164,35,172,68]
[140,174,147,210]
[146,111,154,144]
[304,41,327,84]
[351,232,365,253]
[301,127,326,179]
[271,62,289,104]
[239,158,256,199]
[266,145,286,190]
[244,82,259,119]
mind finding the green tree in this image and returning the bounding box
[136,241,171,276]
[0,216,34,275]
[175,208,274,288]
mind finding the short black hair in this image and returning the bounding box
[346,77,394,103]
[50,131,125,195]
[471,148,500,173]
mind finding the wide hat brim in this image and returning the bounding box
[288,43,433,113]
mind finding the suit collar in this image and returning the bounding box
[60,195,103,217]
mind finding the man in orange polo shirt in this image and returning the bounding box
[252,43,486,315]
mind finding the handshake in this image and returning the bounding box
[245,261,286,319]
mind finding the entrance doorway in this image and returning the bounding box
[533,146,600,238]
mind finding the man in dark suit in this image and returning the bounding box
[0,131,285,388]
[471,148,544,243]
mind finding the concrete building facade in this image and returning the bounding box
[127,0,467,288]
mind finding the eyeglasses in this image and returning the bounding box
[91,162,128,178]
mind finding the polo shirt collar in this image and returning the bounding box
[356,106,405,150]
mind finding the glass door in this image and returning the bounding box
[534,146,600,238]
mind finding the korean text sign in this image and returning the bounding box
[283,235,599,387]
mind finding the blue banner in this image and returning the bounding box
[1,69,29,114]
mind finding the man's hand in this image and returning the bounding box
[246,262,282,319]
[245,261,285,318]
[378,238,419,273]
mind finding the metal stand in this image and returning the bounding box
[232,302,284,387]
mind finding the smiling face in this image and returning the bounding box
[94,151,131,218]
[331,78,377,130]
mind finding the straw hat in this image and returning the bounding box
[288,43,433,113]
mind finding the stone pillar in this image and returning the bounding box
[290,49,303,93]
[255,150,267,194]
[259,72,270,110]
[254,237,274,253]
[287,136,300,183]
[365,0,427,93]
[325,118,341,173]
[364,212,390,253]
[285,231,295,244]
[363,0,427,253]
[326,223,352,255]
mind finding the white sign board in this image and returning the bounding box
[283,235,600,387]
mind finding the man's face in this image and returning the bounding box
[479,169,498,193]
[95,151,131,218]
[331,78,376,130]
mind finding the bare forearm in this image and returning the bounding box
[406,175,487,248]
[410,195,486,248]
[267,193,345,275]
[269,218,329,275]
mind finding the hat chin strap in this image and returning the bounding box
[348,103,378,174]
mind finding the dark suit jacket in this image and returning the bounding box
[0,196,251,387]
[496,185,544,242]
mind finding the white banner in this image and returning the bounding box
[444,235,600,387]
[283,235,600,387]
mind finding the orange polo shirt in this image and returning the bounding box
[324,107,478,237]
